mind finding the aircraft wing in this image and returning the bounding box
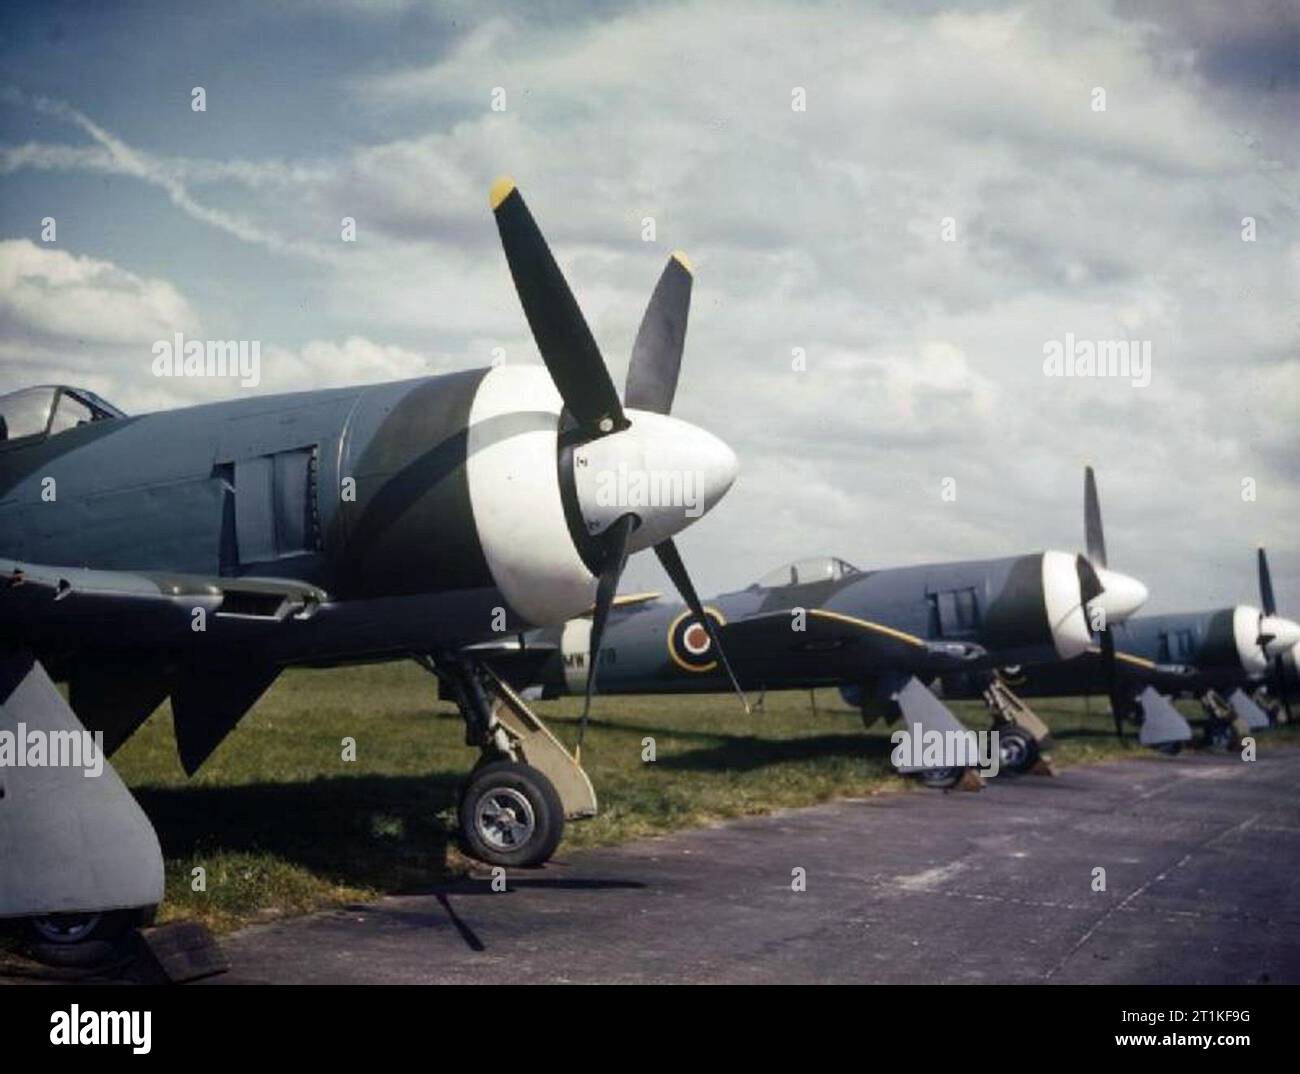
[719,608,986,685]
[0,558,327,772]
[1,557,326,648]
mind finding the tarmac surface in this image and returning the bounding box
[210,746,1300,984]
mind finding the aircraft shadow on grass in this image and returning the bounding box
[134,772,471,893]
[132,773,650,898]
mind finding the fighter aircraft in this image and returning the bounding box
[938,546,1299,751]
[478,467,1157,783]
[0,178,741,945]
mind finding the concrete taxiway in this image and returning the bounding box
[210,746,1300,984]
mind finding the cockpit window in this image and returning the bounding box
[756,556,860,589]
[48,390,95,435]
[0,385,124,444]
[0,386,56,441]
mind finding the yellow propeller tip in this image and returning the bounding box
[671,250,694,274]
[489,176,516,210]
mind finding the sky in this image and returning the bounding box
[0,0,1296,613]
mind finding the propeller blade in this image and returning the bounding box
[490,177,627,437]
[576,513,638,755]
[1100,628,1123,740]
[1076,554,1105,610]
[624,252,693,415]
[1258,546,1276,616]
[653,538,750,713]
[1084,465,1107,568]
[1274,655,1293,723]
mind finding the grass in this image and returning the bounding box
[98,662,1296,933]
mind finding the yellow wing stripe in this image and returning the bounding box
[806,608,927,648]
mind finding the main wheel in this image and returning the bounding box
[918,767,963,789]
[27,909,137,946]
[1155,742,1183,756]
[996,727,1039,774]
[459,760,565,868]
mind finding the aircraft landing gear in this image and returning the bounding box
[419,654,597,869]
[981,680,1052,775]
[459,760,565,868]
[1198,690,1245,751]
[918,767,963,789]
[995,726,1040,773]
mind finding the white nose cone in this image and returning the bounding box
[573,408,738,553]
[1260,615,1300,657]
[1090,567,1149,625]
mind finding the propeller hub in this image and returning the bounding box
[1088,567,1149,625]
[1260,615,1300,657]
[572,408,738,554]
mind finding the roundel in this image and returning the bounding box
[667,607,727,673]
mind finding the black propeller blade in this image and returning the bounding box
[624,252,693,414]
[1258,546,1292,722]
[491,178,627,438]
[489,179,746,752]
[1084,465,1107,569]
[1100,628,1123,740]
[1083,466,1123,738]
[1258,546,1276,616]
[1076,554,1105,609]
[654,537,749,713]
[576,513,639,757]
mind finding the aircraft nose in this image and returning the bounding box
[572,409,738,556]
[1260,615,1300,656]
[1090,568,1149,625]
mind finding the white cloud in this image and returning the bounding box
[2,1,1296,609]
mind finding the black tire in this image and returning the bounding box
[1205,720,1235,750]
[996,727,1039,774]
[1155,742,1183,756]
[25,908,138,947]
[459,760,564,868]
[918,767,963,790]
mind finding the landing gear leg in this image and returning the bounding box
[1198,690,1244,751]
[417,654,597,868]
[981,680,1053,775]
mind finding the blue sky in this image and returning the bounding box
[1,0,1297,611]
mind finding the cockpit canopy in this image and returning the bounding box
[755,555,860,589]
[0,385,125,445]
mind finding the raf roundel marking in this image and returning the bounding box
[666,606,727,673]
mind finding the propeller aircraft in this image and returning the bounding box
[479,468,1157,784]
[0,179,740,945]
[939,545,1299,752]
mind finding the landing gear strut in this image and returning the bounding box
[981,680,1052,775]
[1198,690,1245,751]
[418,654,597,868]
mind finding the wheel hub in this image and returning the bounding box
[30,912,103,944]
[476,787,537,851]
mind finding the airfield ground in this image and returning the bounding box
[75,662,1294,935]
[209,744,1300,984]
